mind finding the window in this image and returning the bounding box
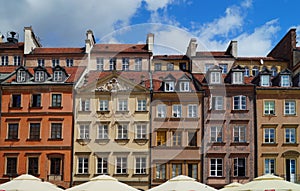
[52,94,62,107]
[51,123,62,139]
[66,58,73,67]
[135,58,142,71]
[264,158,275,174]
[234,158,246,177]
[109,58,116,70]
[50,158,61,175]
[261,75,270,87]
[14,56,21,66]
[12,94,21,108]
[164,81,174,92]
[117,124,128,139]
[233,72,243,84]
[264,101,275,115]
[244,67,249,77]
[205,64,213,73]
[167,63,174,71]
[122,58,129,71]
[172,104,182,118]
[99,100,108,111]
[53,71,63,82]
[219,64,228,74]
[6,157,17,175]
[281,75,290,87]
[98,124,108,139]
[157,131,166,146]
[28,157,38,175]
[34,71,44,82]
[78,157,88,174]
[179,81,190,92]
[271,67,277,77]
[210,72,221,84]
[172,164,182,177]
[188,164,198,179]
[80,99,90,111]
[79,124,89,139]
[97,157,108,174]
[136,124,147,139]
[188,132,197,146]
[96,57,104,70]
[210,126,223,142]
[118,99,128,111]
[172,131,182,146]
[264,128,275,143]
[37,59,44,67]
[8,123,18,139]
[252,66,258,76]
[285,128,296,143]
[285,100,296,115]
[116,157,127,174]
[29,123,40,140]
[210,158,223,177]
[31,94,41,107]
[154,63,161,71]
[52,59,59,67]
[156,164,166,179]
[179,62,187,71]
[157,104,166,118]
[211,96,223,110]
[135,157,146,174]
[17,70,26,82]
[233,126,246,142]
[137,99,146,111]
[1,55,8,65]
[188,104,197,118]
[233,95,246,110]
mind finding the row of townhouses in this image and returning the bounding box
[0,27,300,190]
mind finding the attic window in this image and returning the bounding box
[260,75,270,87]
[17,70,26,82]
[179,81,190,92]
[165,81,174,92]
[53,71,63,82]
[280,75,290,87]
[232,72,243,84]
[210,72,221,84]
[35,71,45,82]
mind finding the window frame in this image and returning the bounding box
[52,59,60,67]
[51,123,62,139]
[156,163,166,179]
[233,72,243,84]
[99,100,109,111]
[117,124,128,139]
[210,126,223,143]
[31,94,41,107]
[96,57,104,71]
[211,96,223,110]
[97,157,108,174]
[281,75,291,87]
[233,126,246,143]
[233,95,247,110]
[284,100,296,115]
[14,55,21,66]
[77,156,89,174]
[137,99,146,111]
[122,57,129,71]
[264,158,276,174]
[29,123,40,140]
[264,128,275,143]
[135,157,146,174]
[157,104,166,118]
[233,158,246,177]
[264,100,275,115]
[210,158,223,177]
[210,72,221,84]
[8,123,19,140]
[51,94,62,107]
[172,104,182,118]
[66,58,73,67]
[172,131,182,146]
[261,75,270,87]
[115,157,127,174]
[285,128,296,144]
[6,157,17,175]
[179,81,190,92]
[27,157,39,175]
[79,124,90,139]
[98,124,108,139]
[136,124,147,139]
[219,64,228,74]
[164,81,175,92]
[134,58,142,71]
[188,104,198,118]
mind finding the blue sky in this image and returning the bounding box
[0,0,299,56]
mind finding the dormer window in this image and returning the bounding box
[232,72,243,84]
[244,67,249,77]
[35,71,45,82]
[252,66,259,76]
[179,81,190,92]
[17,70,26,82]
[280,75,290,87]
[271,66,277,77]
[165,81,174,92]
[210,72,221,84]
[53,71,63,82]
[261,75,270,87]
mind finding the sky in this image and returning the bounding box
[0,0,300,56]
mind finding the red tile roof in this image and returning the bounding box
[31,47,85,54]
[0,66,19,73]
[91,44,149,53]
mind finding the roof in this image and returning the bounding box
[195,51,233,57]
[91,44,149,53]
[0,42,24,49]
[236,56,286,61]
[153,55,189,60]
[0,66,19,73]
[31,47,85,54]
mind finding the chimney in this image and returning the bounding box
[85,29,95,53]
[146,33,154,52]
[225,40,238,57]
[24,26,42,54]
[186,38,197,57]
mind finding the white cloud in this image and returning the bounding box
[144,0,173,11]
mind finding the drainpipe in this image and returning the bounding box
[148,71,153,189]
[70,87,76,187]
[253,84,258,178]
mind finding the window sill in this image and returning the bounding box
[134,139,148,144]
[115,110,129,114]
[169,117,181,121]
[230,142,249,146]
[113,173,129,177]
[26,138,41,141]
[261,143,278,146]
[49,106,63,109]
[95,139,110,144]
[132,173,148,177]
[231,110,249,113]
[135,110,148,113]
[97,110,110,114]
[282,143,299,146]
[207,176,225,179]
[114,139,129,144]
[208,142,226,146]
[48,138,63,141]
[263,114,276,117]
[78,110,91,114]
[74,173,90,177]
[3,173,19,178]
[283,114,297,117]
[184,117,199,121]
[29,106,43,109]
[76,139,91,145]
[5,138,19,141]
[154,117,168,121]
[209,110,225,113]
[9,107,22,110]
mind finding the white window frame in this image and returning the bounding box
[122,58,129,71]
[109,58,116,70]
[14,55,21,66]
[210,72,221,84]
[1,55,8,65]
[98,124,108,139]
[264,128,275,143]
[53,71,63,82]
[99,100,109,111]
[165,81,175,92]
[115,157,127,174]
[261,75,270,87]
[35,71,44,82]
[117,124,128,139]
[233,158,246,177]
[244,67,249,77]
[210,158,223,177]
[172,104,182,118]
[264,100,275,115]
[188,104,197,118]
[264,158,276,174]
[233,72,243,84]
[135,157,146,174]
[285,100,296,115]
[52,59,59,67]
[136,124,147,139]
[233,126,246,142]
[137,99,146,111]
[210,126,223,142]
[172,131,182,146]
[285,128,296,143]
[97,157,108,174]
[233,95,246,110]
[77,156,89,174]
[118,99,128,111]
[219,64,228,74]
[96,57,104,71]
[281,75,291,87]
[156,163,166,179]
[135,58,142,71]
[80,98,90,111]
[179,81,190,92]
[211,96,223,110]
[37,59,44,67]
[17,70,26,82]
[157,104,166,118]
[79,124,89,139]
[66,58,73,67]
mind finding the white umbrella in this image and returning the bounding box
[219,182,243,191]
[147,175,217,191]
[66,175,139,191]
[237,174,300,191]
[0,174,63,191]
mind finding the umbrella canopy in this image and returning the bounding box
[66,175,139,191]
[0,174,63,191]
[219,182,243,191]
[237,174,300,191]
[147,175,217,191]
